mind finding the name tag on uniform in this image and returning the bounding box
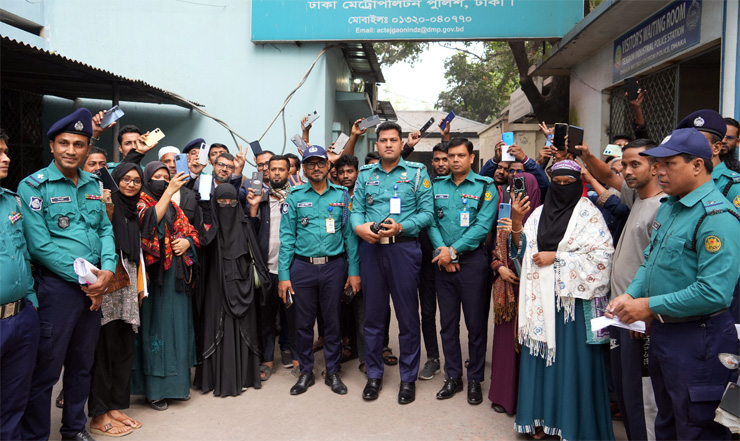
[297,202,313,208]
[390,196,401,215]
[326,218,335,234]
[460,212,470,227]
[435,194,449,199]
[50,196,71,204]
[366,181,380,186]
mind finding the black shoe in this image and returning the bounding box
[290,372,315,395]
[148,399,168,411]
[324,372,348,395]
[398,381,416,404]
[62,430,96,441]
[467,381,483,405]
[281,350,293,369]
[362,378,383,401]
[436,378,464,400]
[493,404,507,413]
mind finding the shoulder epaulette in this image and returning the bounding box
[478,175,494,184]
[360,164,375,171]
[702,198,727,212]
[23,171,49,188]
[732,175,740,183]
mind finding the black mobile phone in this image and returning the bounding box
[513,175,527,200]
[553,123,568,151]
[625,77,639,101]
[419,117,435,134]
[251,172,264,196]
[432,249,441,259]
[567,125,584,157]
[284,289,294,308]
[249,140,263,156]
[340,285,355,305]
[93,167,119,192]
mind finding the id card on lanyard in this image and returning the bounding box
[460,197,470,227]
[326,206,335,234]
[390,184,401,215]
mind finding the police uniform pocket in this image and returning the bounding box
[36,321,54,363]
[687,384,725,424]
[47,203,75,233]
[85,200,105,226]
[662,235,685,267]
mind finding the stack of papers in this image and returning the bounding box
[591,316,646,333]
[74,258,99,285]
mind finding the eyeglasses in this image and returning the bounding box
[217,199,238,207]
[256,162,269,169]
[304,160,328,170]
[725,135,738,141]
[215,162,235,170]
[121,177,142,185]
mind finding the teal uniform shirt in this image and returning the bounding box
[278,182,360,281]
[0,187,38,306]
[427,171,498,252]
[625,180,740,317]
[350,157,434,237]
[712,161,740,209]
[17,161,117,283]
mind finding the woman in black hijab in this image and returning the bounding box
[193,183,271,396]
[89,163,144,436]
[130,162,199,411]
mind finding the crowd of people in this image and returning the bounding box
[1,88,739,441]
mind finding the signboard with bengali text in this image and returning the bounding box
[251,0,583,42]
[612,0,702,82]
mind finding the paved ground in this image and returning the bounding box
[49,303,627,441]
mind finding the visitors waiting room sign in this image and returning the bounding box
[251,0,583,42]
[613,0,702,82]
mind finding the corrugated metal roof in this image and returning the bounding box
[0,36,202,107]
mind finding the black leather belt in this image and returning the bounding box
[654,308,727,324]
[295,254,343,265]
[378,236,417,245]
[1,298,26,320]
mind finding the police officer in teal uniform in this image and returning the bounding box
[277,145,361,396]
[351,121,434,404]
[607,128,740,441]
[19,108,117,441]
[0,129,40,441]
[678,110,740,323]
[427,138,498,405]
[677,109,740,206]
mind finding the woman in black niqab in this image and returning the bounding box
[193,183,272,396]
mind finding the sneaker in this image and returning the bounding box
[418,357,440,380]
[281,350,292,369]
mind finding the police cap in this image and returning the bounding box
[47,108,93,140]
[676,109,726,139]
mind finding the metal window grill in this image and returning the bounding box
[0,88,44,192]
[609,66,678,143]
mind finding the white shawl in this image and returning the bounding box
[517,197,614,365]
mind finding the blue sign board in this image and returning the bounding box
[252,0,583,42]
[613,0,702,82]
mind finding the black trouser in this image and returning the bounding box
[259,273,297,363]
[418,258,439,359]
[88,320,135,417]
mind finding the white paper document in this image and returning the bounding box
[591,315,646,333]
[74,258,99,285]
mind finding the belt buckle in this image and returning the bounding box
[378,237,390,245]
[311,256,327,265]
[1,301,19,319]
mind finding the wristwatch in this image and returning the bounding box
[448,247,458,263]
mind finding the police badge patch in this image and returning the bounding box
[300,216,309,226]
[705,235,721,253]
[58,215,70,229]
[734,195,740,209]
[29,196,42,211]
[281,203,289,214]
[437,207,444,219]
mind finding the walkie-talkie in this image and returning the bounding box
[370,215,391,234]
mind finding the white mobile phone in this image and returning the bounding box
[144,128,165,147]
